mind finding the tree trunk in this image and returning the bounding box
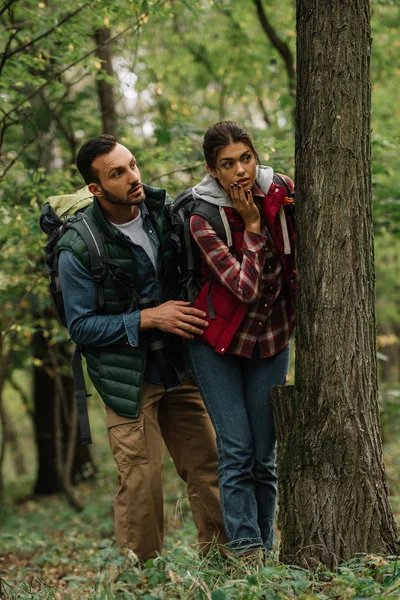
[2,404,27,476]
[94,28,118,137]
[271,0,399,569]
[33,331,93,497]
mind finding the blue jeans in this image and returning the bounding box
[186,340,290,554]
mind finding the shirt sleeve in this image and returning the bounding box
[58,250,141,347]
[190,214,268,303]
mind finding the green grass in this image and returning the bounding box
[1,372,400,599]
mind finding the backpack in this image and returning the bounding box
[40,188,108,445]
[168,189,230,303]
[168,173,294,304]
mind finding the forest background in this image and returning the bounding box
[0,0,400,598]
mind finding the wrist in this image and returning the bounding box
[139,307,157,331]
[245,221,261,234]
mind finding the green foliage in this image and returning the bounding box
[1,375,400,599]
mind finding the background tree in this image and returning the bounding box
[272,0,399,569]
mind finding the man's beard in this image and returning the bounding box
[101,185,144,206]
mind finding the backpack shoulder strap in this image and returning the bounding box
[72,345,92,445]
[173,188,230,245]
[191,199,230,246]
[66,214,107,313]
[272,172,294,197]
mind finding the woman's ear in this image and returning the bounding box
[206,165,218,180]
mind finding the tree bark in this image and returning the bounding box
[94,28,118,137]
[271,0,399,569]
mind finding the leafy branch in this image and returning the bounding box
[0,0,167,129]
[0,4,89,69]
[0,0,18,18]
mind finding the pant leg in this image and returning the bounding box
[186,339,263,554]
[106,381,165,560]
[157,378,228,554]
[244,344,290,549]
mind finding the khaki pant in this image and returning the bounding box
[105,378,227,561]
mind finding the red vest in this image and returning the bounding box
[193,181,296,354]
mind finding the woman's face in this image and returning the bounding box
[207,142,257,194]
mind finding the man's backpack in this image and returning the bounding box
[40,187,106,445]
[168,173,294,304]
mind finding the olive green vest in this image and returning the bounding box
[57,185,180,418]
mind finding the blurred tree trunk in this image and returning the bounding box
[2,404,26,476]
[33,329,93,500]
[94,28,118,137]
[272,0,399,569]
[0,339,6,503]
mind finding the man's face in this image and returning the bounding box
[88,143,146,207]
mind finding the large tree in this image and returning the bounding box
[272,0,399,569]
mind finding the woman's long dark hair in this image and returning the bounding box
[202,121,260,169]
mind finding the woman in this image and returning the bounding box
[186,120,296,559]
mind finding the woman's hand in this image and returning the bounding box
[230,183,260,234]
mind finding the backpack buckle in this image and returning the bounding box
[92,265,105,283]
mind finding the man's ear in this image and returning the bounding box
[206,165,218,180]
[88,183,103,197]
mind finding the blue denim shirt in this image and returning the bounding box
[58,202,168,385]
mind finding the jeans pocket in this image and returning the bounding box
[107,414,149,467]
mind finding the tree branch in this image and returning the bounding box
[0,1,166,128]
[38,92,77,161]
[257,95,272,126]
[0,25,22,77]
[1,274,42,342]
[0,0,18,18]
[0,136,37,179]
[149,162,203,183]
[3,5,89,62]
[252,0,296,97]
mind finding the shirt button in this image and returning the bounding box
[258,321,262,326]
[149,229,153,233]
[264,303,268,307]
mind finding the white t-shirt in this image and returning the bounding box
[113,211,157,269]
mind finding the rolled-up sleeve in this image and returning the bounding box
[58,250,141,347]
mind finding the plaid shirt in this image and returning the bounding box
[190,189,295,358]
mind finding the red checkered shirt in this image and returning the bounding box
[190,190,295,358]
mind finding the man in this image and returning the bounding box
[58,134,226,560]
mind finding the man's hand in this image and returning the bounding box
[139,300,208,339]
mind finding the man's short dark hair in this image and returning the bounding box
[77,134,117,184]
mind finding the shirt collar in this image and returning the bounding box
[139,201,150,218]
